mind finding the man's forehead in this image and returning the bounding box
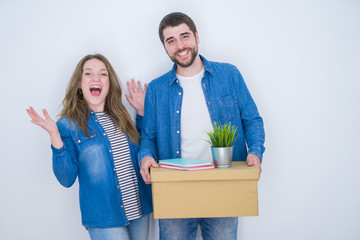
[163,23,192,38]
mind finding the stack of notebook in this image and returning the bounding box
[158,158,215,171]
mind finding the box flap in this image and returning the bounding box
[151,161,259,182]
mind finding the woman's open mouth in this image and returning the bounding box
[90,86,102,97]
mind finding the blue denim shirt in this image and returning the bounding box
[139,55,265,163]
[52,112,152,228]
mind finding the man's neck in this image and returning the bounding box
[175,55,204,77]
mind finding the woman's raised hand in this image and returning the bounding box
[26,107,57,133]
[125,79,147,116]
[26,106,63,149]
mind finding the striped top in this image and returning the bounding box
[96,112,141,221]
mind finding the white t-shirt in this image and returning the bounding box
[177,68,213,161]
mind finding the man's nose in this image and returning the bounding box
[175,40,185,51]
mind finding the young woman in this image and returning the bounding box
[26,54,152,240]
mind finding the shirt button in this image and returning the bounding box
[179,92,181,95]
[103,133,106,136]
[176,151,179,154]
[117,186,120,189]
[177,131,180,134]
[109,150,112,152]
[95,120,98,122]
[176,110,179,114]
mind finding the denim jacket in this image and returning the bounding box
[52,111,152,228]
[139,55,265,163]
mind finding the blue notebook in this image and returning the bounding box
[159,158,213,167]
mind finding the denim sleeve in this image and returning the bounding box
[138,85,159,163]
[135,114,143,135]
[51,120,78,188]
[232,66,265,161]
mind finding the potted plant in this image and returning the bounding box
[205,122,238,168]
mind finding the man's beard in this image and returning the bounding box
[170,46,198,68]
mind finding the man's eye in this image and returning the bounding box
[167,40,174,44]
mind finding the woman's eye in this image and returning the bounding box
[84,72,91,76]
[101,73,108,76]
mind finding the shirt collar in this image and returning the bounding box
[168,55,215,85]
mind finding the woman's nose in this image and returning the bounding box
[92,73,100,81]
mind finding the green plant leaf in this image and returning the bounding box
[204,122,239,147]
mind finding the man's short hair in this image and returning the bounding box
[158,12,197,44]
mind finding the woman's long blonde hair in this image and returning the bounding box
[60,54,139,143]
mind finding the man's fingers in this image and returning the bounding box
[140,157,158,184]
[140,165,150,184]
[140,168,151,184]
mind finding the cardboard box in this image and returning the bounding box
[151,161,259,219]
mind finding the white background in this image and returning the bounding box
[1,0,359,239]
